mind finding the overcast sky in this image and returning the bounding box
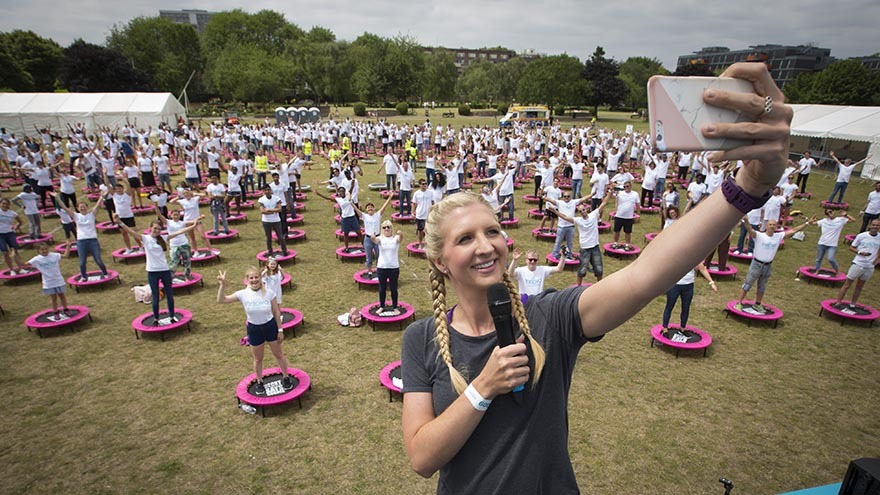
[2,0,878,69]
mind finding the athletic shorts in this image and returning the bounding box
[0,231,19,252]
[613,217,634,233]
[42,285,66,295]
[246,318,279,347]
[846,263,874,282]
[127,177,142,189]
[340,215,360,234]
[120,216,136,228]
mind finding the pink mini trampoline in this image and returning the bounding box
[96,221,119,233]
[256,249,296,264]
[112,247,145,263]
[190,247,221,264]
[650,324,712,358]
[532,228,557,240]
[292,202,305,212]
[67,270,121,291]
[354,269,379,289]
[820,201,848,209]
[379,360,403,402]
[278,308,304,336]
[406,242,426,258]
[238,199,255,209]
[131,309,194,340]
[16,233,53,248]
[204,229,239,242]
[380,190,399,199]
[843,234,856,244]
[131,205,155,215]
[724,300,783,328]
[500,218,520,228]
[335,229,362,240]
[640,206,660,214]
[38,207,57,218]
[645,232,658,243]
[25,305,92,338]
[528,208,544,219]
[168,271,204,292]
[522,194,541,204]
[609,212,640,223]
[727,248,754,262]
[604,243,641,258]
[235,367,311,417]
[794,192,812,199]
[391,213,414,223]
[597,221,611,233]
[819,299,879,327]
[294,192,307,202]
[360,301,416,331]
[287,213,304,225]
[545,252,580,268]
[706,262,738,279]
[226,212,248,223]
[54,242,77,256]
[0,266,39,281]
[798,266,846,285]
[336,245,365,261]
[271,229,306,243]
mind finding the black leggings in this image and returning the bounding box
[262,221,286,254]
[377,267,400,308]
[640,187,654,207]
[147,269,174,320]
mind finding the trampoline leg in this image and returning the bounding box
[88,314,93,322]
[160,332,165,342]
[650,338,655,348]
[297,398,302,409]
[134,330,139,339]
[703,348,708,357]
[773,320,777,329]
[819,309,824,316]
[37,328,43,338]
[675,348,680,358]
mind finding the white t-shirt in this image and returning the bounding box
[142,234,170,272]
[28,252,64,289]
[753,231,785,263]
[335,196,355,219]
[258,195,282,222]
[515,265,554,296]
[687,182,708,204]
[235,287,277,325]
[262,272,283,305]
[675,269,696,286]
[555,200,577,228]
[836,162,857,183]
[74,212,98,239]
[376,235,400,269]
[865,191,880,215]
[112,192,134,218]
[412,190,432,219]
[817,217,848,247]
[851,231,880,268]
[361,212,382,237]
[798,157,816,174]
[0,209,17,233]
[763,195,786,222]
[590,172,609,199]
[177,197,201,222]
[574,210,602,249]
[615,191,639,219]
[166,219,189,247]
[16,192,39,215]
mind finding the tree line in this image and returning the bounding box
[1,9,878,109]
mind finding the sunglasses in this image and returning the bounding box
[382,226,391,229]
[562,195,571,199]
[527,258,538,262]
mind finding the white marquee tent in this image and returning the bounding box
[790,104,880,180]
[0,93,186,136]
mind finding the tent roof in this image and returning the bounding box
[790,104,880,144]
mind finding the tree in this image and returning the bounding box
[492,57,526,103]
[782,72,816,103]
[0,42,34,91]
[807,60,880,106]
[348,33,389,103]
[108,17,203,94]
[673,62,714,77]
[291,27,341,103]
[422,49,457,102]
[456,60,493,102]
[211,43,293,102]
[517,54,590,111]
[583,46,627,117]
[618,56,668,110]
[58,39,152,92]
[383,35,425,101]
[0,30,63,91]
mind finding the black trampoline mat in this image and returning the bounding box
[832,303,872,316]
[342,247,365,254]
[390,366,402,381]
[248,373,299,397]
[141,312,185,326]
[369,306,403,318]
[662,329,703,344]
[35,308,82,323]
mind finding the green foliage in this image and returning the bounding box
[806,60,880,106]
[422,49,457,102]
[0,30,62,91]
[290,27,353,104]
[352,102,367,116]
[496,103,508,114]
[211,43,293,102]
[455,58,524,104]
[618,56,668,110]
[107,17,203,94]
[395,102,409,115]
[583,46,627,118]
[517,54,590,108]
[783,72,816,103]
[553,104,566,116]
[457,104,471,116]
[59,39,152,92]
[673,62,714,77]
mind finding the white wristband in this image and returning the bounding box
[463,383,492,411]
[277,329,283,333]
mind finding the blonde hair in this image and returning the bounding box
[424,192,546,394]
[245,266,266,297]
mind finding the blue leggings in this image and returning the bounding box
[663,283,694,328]
[147,270,175,320]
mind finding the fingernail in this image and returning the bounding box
[705,125,716,134]
[705,89,717,98]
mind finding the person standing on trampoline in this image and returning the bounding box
[29,242,70,320]
[835,218,880,309]
[115,213,203,325]
[371,220,403,315]
[400,62,794,493]
[217,267,294,396]
[51,192,109,281]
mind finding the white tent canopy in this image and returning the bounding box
[0,92,186,136]
[790,104,880,180]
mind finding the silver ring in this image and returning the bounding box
[763,96,773,114]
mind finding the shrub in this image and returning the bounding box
[553,104,566,116]
[396,102,409,115]
[353,102,367,117]
[458,104,471,116]
[496,104,508,115]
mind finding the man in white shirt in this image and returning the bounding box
[835,219,880,309]
[411,180,433,247]
[556,190,611,285]
[857,181,880,233]
[612,181,640,248]
[796,151,816,192]
[827,151,871,204]
[507,248,566,304]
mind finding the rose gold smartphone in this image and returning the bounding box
[647,76,757,152]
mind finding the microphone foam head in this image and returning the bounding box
[487,282,510,305]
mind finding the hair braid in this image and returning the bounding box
[503,271,545,386]
[430,267,468,394]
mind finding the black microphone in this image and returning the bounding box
[487,282,524,405]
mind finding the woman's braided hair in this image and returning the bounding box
[424,192,545,394]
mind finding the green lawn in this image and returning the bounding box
[0,119,877,494]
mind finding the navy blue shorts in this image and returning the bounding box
[340,215,360,234]
[247,318,279,347]
[0,231,18,252]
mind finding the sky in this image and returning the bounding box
[2,0,878,69]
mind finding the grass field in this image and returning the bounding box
[0,113,878,495]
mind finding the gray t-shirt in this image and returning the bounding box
[402,287,601,494]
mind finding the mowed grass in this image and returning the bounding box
[0,112,878,495]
